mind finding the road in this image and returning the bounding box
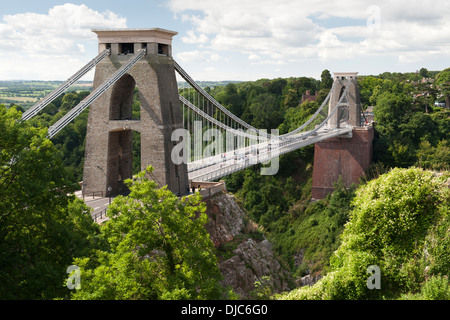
[75,191,113,222]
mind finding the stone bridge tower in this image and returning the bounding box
[327,73,361,128]
[311,72,374,199]
[82,28,189,197]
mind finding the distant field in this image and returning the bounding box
[0,80,93,110]
[74,83,93,87]
[0,96,38,102]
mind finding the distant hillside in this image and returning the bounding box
[177,80,244,89]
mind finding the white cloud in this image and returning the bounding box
[181,30,209,44]
[210,53,222,62]
[176,50,204,63]
[248,54,260,61]
[168,0,450,66]
[0,3,126,79]
[2,4,126,41]
[175,50,224,64]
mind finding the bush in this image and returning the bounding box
[277,167,450,300]
[421,275,449,300]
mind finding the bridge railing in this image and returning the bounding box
[92,208,108,223]
[188,126,353,182]
[82,190,104,200]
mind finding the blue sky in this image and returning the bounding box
[1,0,449,81]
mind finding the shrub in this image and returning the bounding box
[278,167,450,300]
[421,275,449,300]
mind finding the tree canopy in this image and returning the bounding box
[0,105,102,299]
[320,70,333,90]
[69,167,225,300]
[279,167,450,300]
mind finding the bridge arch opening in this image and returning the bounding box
[338,85,346,100]
[106,129,141,196]
[338,85,349,123]
[110,74,140,121]
[107,73,142,196]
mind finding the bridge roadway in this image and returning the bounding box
[188,126,353,182]
[75,190,112,223]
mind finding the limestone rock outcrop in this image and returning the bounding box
[203,192,293,299]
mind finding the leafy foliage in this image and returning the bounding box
[420,275,450,300]
[0,105,102,299]
[209,75,321,131]
[368,72,450,170]
[278,168,450,300]
[25,91,91,184]
[269,178,356,277]
[69,166,224,300]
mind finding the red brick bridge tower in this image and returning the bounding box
[311,73,374,199]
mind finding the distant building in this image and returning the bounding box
[414,92,431,99]
[421,77,434,84]
[301,90,318,103]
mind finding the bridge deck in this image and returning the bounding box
[188,127,352,181]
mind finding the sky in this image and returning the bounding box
[0,0,449,81]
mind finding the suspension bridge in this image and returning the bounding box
[21,28,373,199]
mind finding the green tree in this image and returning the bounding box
[69,167,224,300]
[419,67,429,78]
[268,78,287,96]
[330,168,449,298]
[416,139,450,170]
[435,68,450,108]
[279,100,319,134]
[320,70,333,90]
[249,93,283,129]
[372,92,418,167]
[358,76,384,107]
[373,91,412,125]
[315,88,330,106]
[215,83,244,117]
[0,105,101,299]
[283,88,300,109]
[59,92,81,112]
[42,103,58,116]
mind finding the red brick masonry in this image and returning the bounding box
[311,126,374,199]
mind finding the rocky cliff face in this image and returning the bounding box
[203,192,293,299]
